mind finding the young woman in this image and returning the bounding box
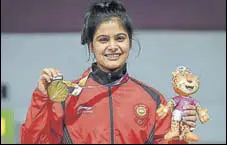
[21,0,196,144]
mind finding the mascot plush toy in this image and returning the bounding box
[157,66,210,142]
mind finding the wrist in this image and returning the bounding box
[33,88,49,100]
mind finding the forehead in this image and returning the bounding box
[177,72,197,78]
[94,18,127,36]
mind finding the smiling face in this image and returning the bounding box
[172,67,200,96]
[90,18,131,72]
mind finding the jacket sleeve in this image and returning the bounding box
[153,94,187,144]
[20,88,64,144]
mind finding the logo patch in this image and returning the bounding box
[136,105,147,117]
[76,105,93,115]
[134,104,149,126]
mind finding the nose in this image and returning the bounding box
[107,47,118,52]
[108,39,118,52]
[109,38,117,46]
[185,73,193,83]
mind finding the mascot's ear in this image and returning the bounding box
[172,72,177,77]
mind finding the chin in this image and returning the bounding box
[104,62,124,71]
[107,64,121,70]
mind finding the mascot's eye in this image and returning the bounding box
[180,73,185,76]
[187,80,192,83]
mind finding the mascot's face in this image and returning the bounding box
[172,66,199,96]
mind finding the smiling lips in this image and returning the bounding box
[185,85,194,91]
[104,53,121,60]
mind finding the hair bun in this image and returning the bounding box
[98,1,111,8]
[91,0,126,14]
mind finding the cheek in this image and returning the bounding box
[121,43,131,53]
[92,44,106,55]
[124,47,130,53]
[123,51,130,59]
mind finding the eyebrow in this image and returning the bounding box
[95,33,127,39]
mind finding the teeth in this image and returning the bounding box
[185,85,194,90]
[106,54,120,58]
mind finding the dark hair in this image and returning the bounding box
[81,0,133,46]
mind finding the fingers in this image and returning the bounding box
[183,106,197,128]
[183,104,196,118]
[54,69,62,77]
[203,109,208,113]
[183,115,197,122]
[202,115,210,123]
[186,121,196,128]
[39,73,51,84]
[157,104,169,118]
[200,117,205,123]
[183,115,197,127]
[38,68,62,94]
[158,112,167,119]
[157,105,164,114]
[42,68,62,79]
[184,109,197,116]
[184,104,196,110]
[205,115,210,120]
[157,110,168,119]
[42,68,53,78]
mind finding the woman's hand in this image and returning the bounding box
[38,68,62,94]
[183,104,197,129]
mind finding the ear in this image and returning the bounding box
[172,72,177,77]
[129,40,132,49]
[89,43,94,53]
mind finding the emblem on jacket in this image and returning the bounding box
[77,105,93,115]
[136,105,147,117]
[134,104,149,126]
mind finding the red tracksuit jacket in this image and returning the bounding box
[21,63,186,144]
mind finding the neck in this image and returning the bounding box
[97,64,124,73]
[91,63,127,85]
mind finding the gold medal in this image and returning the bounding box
[47,76,68,102]
[47,74,89,102]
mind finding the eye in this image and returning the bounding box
[116,35,126,42]
[98,37,109,43]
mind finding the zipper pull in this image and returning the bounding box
[107,72,112,81]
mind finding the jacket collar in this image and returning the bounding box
[90,63,128,85]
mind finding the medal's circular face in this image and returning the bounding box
[47,80,68,102]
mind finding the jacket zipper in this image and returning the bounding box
[61,101,73,144]
[108,86,114,144]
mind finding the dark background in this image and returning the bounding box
[1,0,226,33]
